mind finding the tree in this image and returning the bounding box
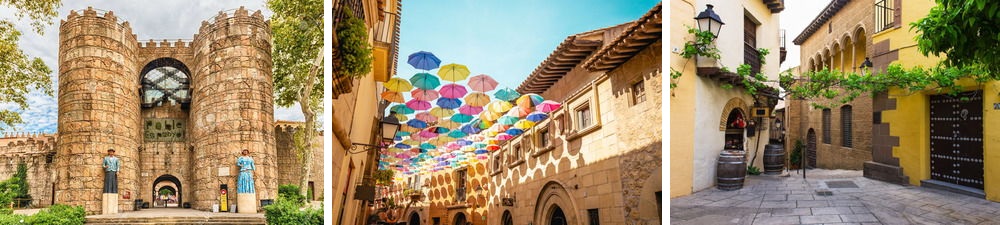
[913,0,1000,77]
[267,0,323,199]
[0,0,61,130]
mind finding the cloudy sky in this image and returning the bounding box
[0,1,310,133]
[780,1,830,71]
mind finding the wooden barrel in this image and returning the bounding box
[763,144,785,175]
[716,150,746,191]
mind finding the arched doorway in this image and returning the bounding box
[152,174,182,208]
[409,212,421,225]
[501,210,513,225]
[453,212,467,225]
[549,206,567,225]
[724,109,747,150]
[806,129,817,168]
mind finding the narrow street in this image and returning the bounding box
[671,170,1000,225]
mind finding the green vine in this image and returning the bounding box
[670,27,719,89]
[334,9,373,78]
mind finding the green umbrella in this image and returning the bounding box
[410,73,441,90]
[494,88,520,101]
[391,105,416,114]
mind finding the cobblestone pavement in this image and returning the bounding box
[670,169,1000,225]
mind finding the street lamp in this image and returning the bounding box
[349,112,402,153]
[859,57,873,75]
[694,4,724,38]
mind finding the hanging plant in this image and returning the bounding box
[335,9,373,78]
[372,169,395,186]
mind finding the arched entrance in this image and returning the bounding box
[152,175,182,208]
[409,212,421,225]
[453,212,467,225]
[501,210,513,225]
[549,206,567,225]
[533,181,579,225]
[806,129,817,168]
[724,109,747,150]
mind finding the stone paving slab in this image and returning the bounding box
[671,169,1000,224]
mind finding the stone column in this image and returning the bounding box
[57,7,140,214]
[190,7,276,211]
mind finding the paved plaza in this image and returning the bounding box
[671,170,1000,225]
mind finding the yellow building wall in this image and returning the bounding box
[668,0,696,198]
[875,0,1000,201]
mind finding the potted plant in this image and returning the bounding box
[789,140,804,170]
[403,188,424,202]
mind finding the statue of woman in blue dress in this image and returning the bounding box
[236,149,255,194]
[102,149,119,193]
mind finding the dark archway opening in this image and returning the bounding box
[453,212,467,225]
[502,210,513,225]
[724,109,747,150]
[409,212,421,225]
[549,206,567,225]
[152,174,182,208]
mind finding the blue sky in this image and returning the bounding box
[0,1,316,133]
[395,0,661,92]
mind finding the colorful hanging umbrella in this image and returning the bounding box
[463,92,491,107]
[429,107,455,118]
[411,89,440,101]
[406,99,433,110]
[506,128,524,136]
[406,120,428,129]
[526,111,549,122]
[456,139,474,146]
[486,101,513,114]
[394,143,411,149]
[410,133,430,141]
[486,144,501,151]
[467,74,499,92]
[478,111,501,123]
[391,105,416,114]
[536,100,562,113]
[410,73,442,90]
[385,77,414,92]
[436,98,462,109]
[438,120,462,129]
[458,105,484,115]
[439,83,468,98]
[425,126,450,134]
[478,119,494,129]
[450,114,474,123]
[516,93,544,110]
[418,130,438,138]
[415,112,437,122]
[401,125,420,133]
[392,113,409,121]
[497,116,519,125]
[380,91,405,103]
[494,88,521,101]
[419,143,437,150]
[474,149,489,154]
[460,124,481,134]
[506,106,529,118]
[408,51,441,70]
[513,120,536,129]
[395,131,411,137]
[496,134,513,141]
[448,130,467,138]
[438,63,471,82]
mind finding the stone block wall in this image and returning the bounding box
[0,135,57,207]
[138,104,192,207]
[275,123,325,200]
[57,7,141,214]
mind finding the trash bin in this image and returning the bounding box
[134,199,143,211]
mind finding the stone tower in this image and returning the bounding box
[189,8,277,210]
[56,6,275,214]
[56,8,142,214]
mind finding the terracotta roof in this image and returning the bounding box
[792,0,849,45]
[514,28,610,94]
[582,2,662,71]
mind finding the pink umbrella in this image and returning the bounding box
[406,99,433,110]
[467,74,499,92]
[415,112,438,122]
[411,89,440,101]
[496,133,513,141]
[439,83,468,98]
[458,105,484,115]
[410,133,431,141]
[536,100,562,113]
[419,130,439,138]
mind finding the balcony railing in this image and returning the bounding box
[333,0,364,29]
[874,0,895,32]
[744,43,761,75]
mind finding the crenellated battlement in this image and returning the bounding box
[196,6,269,39]
[0,132,56,151]
[138,39,193,48]
[61,7,135,35]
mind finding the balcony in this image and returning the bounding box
[371,0,401,82]
[332,0,366,98]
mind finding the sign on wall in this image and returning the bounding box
[144,119,185,142]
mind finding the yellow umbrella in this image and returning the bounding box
[463,92,491,107]
[513,120,536,129]
[479,110,501,122]
[380,91,406,103]
[438,120,462,129]
[402,139,419,145]
[486,101,513,114]
[437,136,458,143]
[393,113,409,121]
[438,63,471,82]
[430,107,456,118]
[385,77,413,92]
[401,125,420,133]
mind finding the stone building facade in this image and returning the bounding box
[0,134,57,207]
[274,121,325,201]
[788,0,875,170]
[55,6,278,214]
[485,4,662,225]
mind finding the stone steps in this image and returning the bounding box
[85,216,266,225]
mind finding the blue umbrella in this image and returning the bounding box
[420,143,437,150]
[460,124,482,134]
[474,149,489,154]
[448,130,467,138]
[406,120,428,129]
[506,128,524,136]
[394,143,411,149]
[410,73,441,90]
[456,139,473,146]
[494,88,521,101]
[436,98,462,109]
[526,111,549,122]
[408,51,441,70]
[450,114,474,123]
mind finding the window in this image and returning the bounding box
[514,145,522,161]
[744,15,760,75]
[875,0,896,32]
[575,104,593,129]
[588,208,600,225]
[539,129,550,147]
[822,109,831,144]
[632,80,646,105]
[841,105,853,147]
[455,169,468,202]
[142,66,191,107]
[493,155,501,172]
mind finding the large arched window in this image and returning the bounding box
[141,58,191,107]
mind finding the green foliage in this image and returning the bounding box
[13,163,27,198]
[334,8,373,79]
[670,27,719,90]
[790,140,804,166]
[747,165,762,175]
[913,0,1000,77]
[0,213,25,224]
[22,204,84,225]
[372,169,395,186]
[278,184,305,206]
[0,177,21,214]
[263,197,323,225]
[0,0,61,130]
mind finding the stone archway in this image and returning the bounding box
[453,212,467,225]
[409,211,421,225]
[533,181,579,225]
[152,174,182,208]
